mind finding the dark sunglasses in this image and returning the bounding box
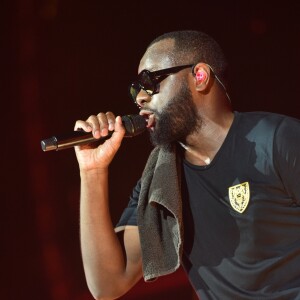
[129,64,194,103]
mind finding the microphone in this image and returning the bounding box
[41,114,147,152]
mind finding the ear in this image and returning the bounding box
[193,63,211,91]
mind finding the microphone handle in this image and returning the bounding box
[41,130,111,151]
[41,114,146,152]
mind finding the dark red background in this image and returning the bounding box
[3,0,300,299]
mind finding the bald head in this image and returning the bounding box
[147,30,229,86]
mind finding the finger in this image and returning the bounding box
[86,114,102,139]
[101,115,125,152]
[96,112,112,137]
[74,120,92,132]
[111,115,126,144]
[105,111,116,131]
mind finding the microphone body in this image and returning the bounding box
[41,115,146,152]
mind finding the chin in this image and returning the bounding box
[149,129,178,150]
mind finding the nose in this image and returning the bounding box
[135,89,151,108]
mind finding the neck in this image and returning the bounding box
[179,141,212,165]
[182,110,234,166]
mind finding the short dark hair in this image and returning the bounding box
[148,30,229,85]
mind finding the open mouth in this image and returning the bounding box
[140,111,156,131]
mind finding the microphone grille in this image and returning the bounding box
[122,115,147,137]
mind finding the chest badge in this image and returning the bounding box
[228,182,250,213]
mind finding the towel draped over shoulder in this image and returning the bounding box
[137,145,183,281]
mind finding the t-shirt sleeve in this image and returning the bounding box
[274,116,300,203]
[114,179,141,232]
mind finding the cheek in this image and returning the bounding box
[154,80,180,112]
[150,93,168,114]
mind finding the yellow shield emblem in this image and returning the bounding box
[228,182,250,213]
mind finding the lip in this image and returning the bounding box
[139,110,156,130]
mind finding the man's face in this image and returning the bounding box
[149,80,200,147]
[137,39,202,147]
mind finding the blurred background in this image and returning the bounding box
[2,0,300,299]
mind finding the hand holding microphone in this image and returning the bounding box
[41,113,146,151]
[41,112,146,170]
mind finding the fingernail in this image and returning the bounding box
[94,129,100,138]
[101,128,108,136]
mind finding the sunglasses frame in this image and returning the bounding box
[129,64,194,103]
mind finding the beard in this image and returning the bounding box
[149,81,201,148]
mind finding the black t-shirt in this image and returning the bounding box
[116,111,300,300]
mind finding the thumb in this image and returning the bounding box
[110,115,126,142]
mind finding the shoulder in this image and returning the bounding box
[234,111,300,138]
[236,111,292,124]
[237,110,300,123]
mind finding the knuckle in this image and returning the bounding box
[86,115,97,124]
[106,111,116,123]
[74,120,84,130]
[106,111,115,117]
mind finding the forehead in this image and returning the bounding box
[138,38,176,73]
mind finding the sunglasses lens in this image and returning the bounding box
[139,71,154,89]
[129,83,140,102]
[129,70,157,102]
